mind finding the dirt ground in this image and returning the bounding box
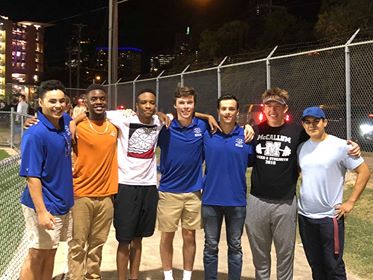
[52,224,362,280]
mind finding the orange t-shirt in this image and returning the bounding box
[73,119,118,197]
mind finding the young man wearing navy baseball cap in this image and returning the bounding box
[298,106,371,279]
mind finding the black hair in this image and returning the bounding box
[217,94,239,110]
[38,80,66,99]
[136,88,156,103]
[86,84,107,95]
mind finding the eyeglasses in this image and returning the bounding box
[303,119,322,126]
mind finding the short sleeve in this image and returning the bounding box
[342,145,364,171]
[19,133,44,178]
[106,110,130,127]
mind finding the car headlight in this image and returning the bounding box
[360,123,373,134]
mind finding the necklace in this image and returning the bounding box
[87,118,109,135]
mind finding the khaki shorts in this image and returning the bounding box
[157,191,202,232]
[22,205,72,249]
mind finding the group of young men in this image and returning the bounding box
[18,79,370,280]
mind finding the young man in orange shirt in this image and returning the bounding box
[68,84,118,279]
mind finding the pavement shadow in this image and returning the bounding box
[53,268,255,280]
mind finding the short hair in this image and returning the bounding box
[136,88,156,103]
[64,95,71,105]
[174,86,197,104]
[217,94,239,110]
[85,84,107,95]
[19,94,26,100]
[38,80,66,99]
[261,87,289,104]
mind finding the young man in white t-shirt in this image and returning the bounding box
[298,106,371,280]
[106,89,164,280]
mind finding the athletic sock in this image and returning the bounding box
[164,270,174,280]
[182,270,192,280]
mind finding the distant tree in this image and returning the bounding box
[257,7,304,47]
[199,20,249,60]
[315,0,373,39]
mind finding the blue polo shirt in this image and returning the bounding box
[158,117,208,193]
[202,125,254,206]
[19,111,74,215]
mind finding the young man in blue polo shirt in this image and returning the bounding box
[202,94,254,280]
[19,80,74,280]
[157,86,210,280]
[157,87,253,280]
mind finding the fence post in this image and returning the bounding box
[156,70,165,106]
[345,29,360,140]
[266,46,278,89]
[217,56,228,99]
[132,74,141,110]
[113,78,122,110]
[180,65,190,87]
[114,78,122,110]
[10,107,14,148]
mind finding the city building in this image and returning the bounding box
[0,15,50,100]
[150,54,175,73]
[96,46,142,80]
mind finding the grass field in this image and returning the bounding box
[344,186,373,280]
[0,149,9,161]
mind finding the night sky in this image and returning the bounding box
[1,0,322,66]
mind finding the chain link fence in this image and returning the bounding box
[0,109,31,150]
[106,36,373,152]
[1,35,373,279]
[4,36,372,152]
[0,154,29,280]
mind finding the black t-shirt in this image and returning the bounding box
[250,121,309,200]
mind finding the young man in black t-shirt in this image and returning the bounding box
[245,88,306,280]
[245,88,360,280]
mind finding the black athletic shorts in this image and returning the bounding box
[113,184,159,242]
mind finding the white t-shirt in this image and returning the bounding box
[298,134,364,219]
[16,100,29,121]
[106,110,163,186]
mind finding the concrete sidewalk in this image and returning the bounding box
[53,224,359,280]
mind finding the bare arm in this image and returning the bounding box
[27,177,56,229]
[72,112,87,123]
[156,111,171,128]
[335,162,371,219]
[243,124,255,143]
[24,116,39,129]
[194,112,221,133]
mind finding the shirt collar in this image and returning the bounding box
[171,117,198,129]
[217,124,241,136]
[37,110,65,131]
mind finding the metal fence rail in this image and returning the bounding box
[0,154,29,280]
[103,32,373,152]
[2,32,373,152]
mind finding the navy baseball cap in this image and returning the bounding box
[302,107,326,120]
